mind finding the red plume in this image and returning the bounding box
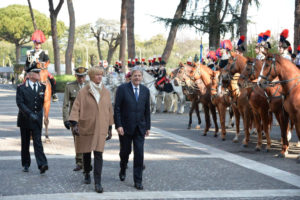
[142,58,145,62]
[31,30,46,43]
[288,46,292,53]
[264,30,271,37]
[297,45,300,52]
[280,29,289,39]
[240,35,245,41]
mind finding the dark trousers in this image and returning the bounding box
[71,130,83,167]
[20,127,47,168]
[83,151,103,184]
[119,128,145,184]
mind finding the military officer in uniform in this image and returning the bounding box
[63,67,88,171]
[26,30,59,102]
[16,62,48,174]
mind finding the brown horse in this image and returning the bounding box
[211,70,241,142]
[239,58,290,156]
[37,62,52,143]
[257,54,300,161]
[170,67,201,129]
[222,54,255,147]
[177,63,219,135]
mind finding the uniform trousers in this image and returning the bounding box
[20,127,48,168]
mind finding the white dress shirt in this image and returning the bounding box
[28,80,38,92]
[131,82,140,97]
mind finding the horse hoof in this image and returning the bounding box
[215,134,218,138]
[187,126,191,130]
[44,139,50,144]
[278,153,286,158]
[202,133,207,136]
[241,144,248,148]
[255,147,261,152]
[263,148,270,153]
[222,137,225,141]
[233,137,239,143]
[231,123,234,128]
[195,125,200,130]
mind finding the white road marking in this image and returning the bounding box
[1,189,300,200]
[151,127,300,188]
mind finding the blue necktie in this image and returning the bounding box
[134,87,139,101]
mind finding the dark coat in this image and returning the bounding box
[16,80,45,130]
[114,82,151,135]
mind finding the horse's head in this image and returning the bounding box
[238,57,262,88]
[257,53,278,88]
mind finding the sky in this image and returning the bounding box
[0,0,296,47]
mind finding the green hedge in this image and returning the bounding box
[54,75,76,92]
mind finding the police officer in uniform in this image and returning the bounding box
[16,62,48,174]
[62,67,88,171]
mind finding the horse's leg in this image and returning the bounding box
[43,83,51,143]
[195,102,201,129]
[241,106,251,148]
[218,102,227,141]
[275,110,289,157]
[177,92,186,114]
[202,104,210,136]
[227,106,235,128]
[188,99,195,129]
[210,102,218,137]
[150,93,157,114]
[262,110,272,152]
[253,111,263,151]
[232,105,240,143]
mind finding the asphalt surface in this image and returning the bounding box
[0,84,299,200]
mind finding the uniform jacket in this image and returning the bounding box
[68,83,114,153]
[62,80,88,122]
[114,82,151,135]
[16,80,45,130]
[25,49,49,70]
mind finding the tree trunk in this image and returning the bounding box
[15,44,21,64]
[162,0,188,63]
[97,37,103,61]
[27,0,37,30]
[65,0,75,74]
[126,0,135,60]
[238,0,249,51]
[208,0,228,50]
[119,0,127,71]
[294,0,300,51]
[48,0,64,75]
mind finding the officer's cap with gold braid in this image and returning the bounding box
[74,67,88,76]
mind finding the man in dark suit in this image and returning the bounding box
[114,67,151,190]
[16,62,48,174]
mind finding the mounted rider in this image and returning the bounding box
[279,29,292,61]
[25,30,58,102]
[206,51,217,71]
[236,35,246,55]
[113,61,122,73]
[219,39,232,69]
[295,45,300,68]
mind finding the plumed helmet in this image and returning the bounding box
[31,30,46,44]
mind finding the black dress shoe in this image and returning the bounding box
[119,171,126,181]
[73,165,82,171]
[84,173,91,184]
[23,166,29,172]
[134,183,143,190]
[143,164,146,170]
[95,184,103,193]
[39,165,48,174]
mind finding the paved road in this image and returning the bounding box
[0,84,300,200]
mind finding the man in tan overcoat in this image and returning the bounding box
[69,67,114,193]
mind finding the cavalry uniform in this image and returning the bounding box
[26,30,58,102]
[62,67,88,171]
[295,45,300,68]
[279,29,292,61]
[219,40,232,68]
[16,62,48,174]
